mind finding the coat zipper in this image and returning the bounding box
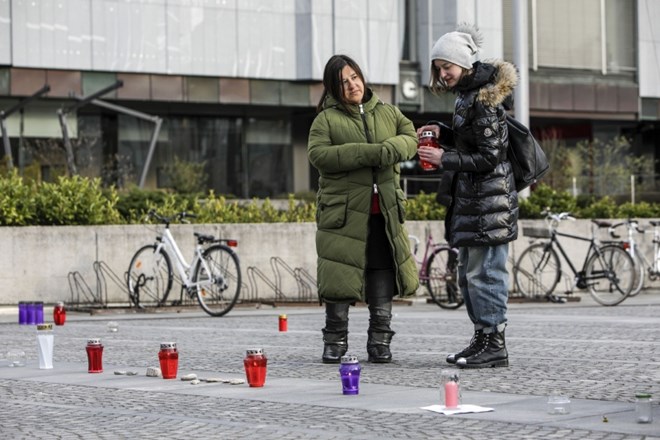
[359,103,379,202]
[359,103,399,298]
[358,104,372,143]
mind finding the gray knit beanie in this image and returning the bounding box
[430,23,483,69]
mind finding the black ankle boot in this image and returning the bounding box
[322,330,348,364]
[367,331,394,363]
[446,330,484,364]
[456,330,508,369]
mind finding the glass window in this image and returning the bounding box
[536,0,602,70]
[605,0,636,72]
[164,117,242,196]
[244,118,292,198]
[114,114,293,198]
[529,0,636,73]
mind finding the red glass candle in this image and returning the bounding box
[243,348,267,387]
[53,302,66,326]
[278,314,288,332]
[158,342,179,379]
[418,130,440,171]
[86,338,104,373]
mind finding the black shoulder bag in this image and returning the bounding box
[506,115,550,191]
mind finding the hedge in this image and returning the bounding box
[1,171,659,226]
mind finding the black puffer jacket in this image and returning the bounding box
[439,60,519,247]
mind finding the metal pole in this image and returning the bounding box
[139,117,163,188]
[513,0,531,198]
[0,118,12,168]
[573,176,577,197]
[62,80,123,114]
[75,97,162,189]
[57,110,78,175]
[631,174,635,205]
[57,81,124,176]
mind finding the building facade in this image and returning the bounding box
[0,0,658,199]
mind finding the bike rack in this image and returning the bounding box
[294,266,317,302]
[67,260,128,310]
[245,256,317,304]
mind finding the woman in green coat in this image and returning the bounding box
[308,55,419,364]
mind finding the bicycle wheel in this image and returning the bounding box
[425,247,462,309]
[627,250,645,297]
[514,242,561,298]
[126,245,173,308]
[193,244,242,317]
[586,244,634,306]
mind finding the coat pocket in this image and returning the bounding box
[317,194,348,229]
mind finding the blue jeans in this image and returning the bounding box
[458,244,509,334]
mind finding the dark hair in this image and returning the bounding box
[316,54,367,113]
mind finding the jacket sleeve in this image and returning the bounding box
[308,108,417,173]
[380,106,418,166]
[441,101,506,173]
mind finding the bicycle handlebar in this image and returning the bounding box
[147,209,197,225]
[540,209,576,227]
[408,235,420,255]
[607,219,644,239]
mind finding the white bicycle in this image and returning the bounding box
[126,210,242,317]
[608,219,660,297]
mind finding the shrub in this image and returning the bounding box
[576,196,618,219]
[406,192,446,221]
[0,169,35,226]
[519,184,578,219]
[2,174,660,226]
[33,175,122,225]
[616,201,660,218]
[160,156,208,195]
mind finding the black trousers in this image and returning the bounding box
[367,214,394,271]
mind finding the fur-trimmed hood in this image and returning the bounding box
[476,59,518,107]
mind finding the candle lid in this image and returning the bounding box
[246,348,263,356]
[340,355,359,364]
[36,323,53,331]
[160,342,177,350]
[87,338,102,345]
[279,314,287,319]
[421,130,436,138]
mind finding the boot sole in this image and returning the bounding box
[322,358,341,364]
[368,358,392,363]
[457,358,508,369]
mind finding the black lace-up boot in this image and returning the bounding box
[456,330,508,369]
[446,329,484,364]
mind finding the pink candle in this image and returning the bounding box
[444,381,459,408]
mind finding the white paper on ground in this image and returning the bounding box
[421,404,494,415]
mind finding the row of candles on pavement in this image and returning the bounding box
[30,309,357,394]
[17,301,66,326]
[24,304,655,421]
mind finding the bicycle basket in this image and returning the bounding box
[522,226,551,238]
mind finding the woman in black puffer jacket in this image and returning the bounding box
[418,23,519,369]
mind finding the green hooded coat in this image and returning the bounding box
[308,90,420,303]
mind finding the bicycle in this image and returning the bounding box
[409,227,462,309]
[608,219,660,296]
[513,211,636,306]
[126,210,242,317]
